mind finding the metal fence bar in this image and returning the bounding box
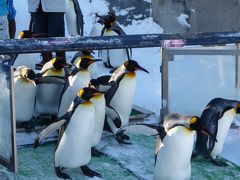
[236,44,240,97]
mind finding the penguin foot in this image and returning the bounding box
[191,150,199,159]
[91,147,106,157]
[211,159,228,167]
[55,167,72,179]
[115,130,132,144]
[81,165,102,178]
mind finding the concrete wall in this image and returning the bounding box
[152,0,240,33]
[106,0,151,26]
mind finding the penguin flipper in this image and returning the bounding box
[81,165,102,178]
[33,119,66,149]
[116,124,159,137]
[105,105,122,129]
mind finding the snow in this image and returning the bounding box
[176,13,191,28]
[1,0,239,177]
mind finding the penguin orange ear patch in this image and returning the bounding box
[52,57,57,64]
[19,31,24,39]
[190,117,197,124]
[78,89,84,97]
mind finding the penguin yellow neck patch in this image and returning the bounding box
[44,69,64,77]
[126,72,136,78]
[83,101,93,106]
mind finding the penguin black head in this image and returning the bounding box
[77,57,102,69]
[97,12,116,29]
[52,57,71,70]
[19,30,34,39]
[19,30,47,39]
[82,49,95,56]
[124,60,149,73]
[236,103,240,114]
[78,87,99,101]
[22,68,36,81]
[188,116,217,142]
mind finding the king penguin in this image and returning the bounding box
[34,87,102,179]
[34,57,71,117]
[89,87,106,157]
[154,113,213,180]
[116,113,214,180]
[39,57,71,77]
[65,0,84,36]
[58,57,101,117]
[14,66,36,130]
[105,60,149,143]
[194,97,240,166]
[97,12,132,68]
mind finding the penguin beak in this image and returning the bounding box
[97,17,106,25]
[93,59,103,62]
[89,59,102,65]
[136,66,149,74]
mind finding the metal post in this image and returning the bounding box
[235,43,240,99]
[160,48,169,123]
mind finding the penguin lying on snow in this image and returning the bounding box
[97,12,132,69]
[14,66,36,131]
[92,60,149,144]
[194,97,240,166]
[116,113,215,180]
[34,87,102,179]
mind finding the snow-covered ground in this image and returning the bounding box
[0,0,237,177]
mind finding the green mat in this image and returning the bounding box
[1,135,239,180]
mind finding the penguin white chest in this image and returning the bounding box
[110,74,137,127]
[65,0,80,36]
[55,102,95,168]
[14,77,36,122]
[210,108,236,159]
[91,94,106,146]
[154,127,195,180]
[58,71,90,117]
[100,30,128,68]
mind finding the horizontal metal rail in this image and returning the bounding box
[0,31,240,54]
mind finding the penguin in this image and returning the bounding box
[104,60,149,144]
[65,0,84,36]
[34,87,102,179]
[39,57,71,77]
[70,49,101,78]
[34,57,71,117]
[58,57,101,117]
[116,113,215,180]
[13,66,36,130]
[194,97,240,166]
[70,50,95,65]
[89,87,106,157]
[97,12,132,68]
